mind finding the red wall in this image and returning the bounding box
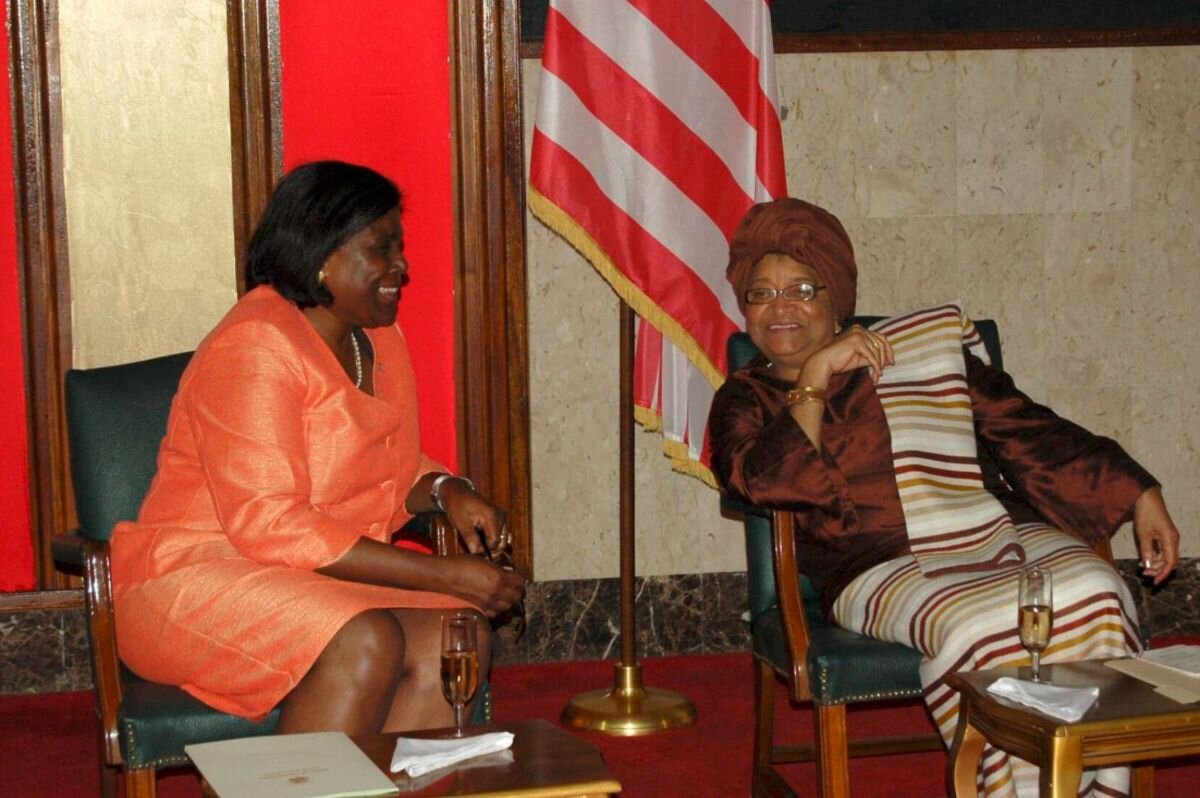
[279,1,458,470]
[0,0,35,591]
[0,5,460,590]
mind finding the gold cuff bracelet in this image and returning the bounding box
[786,385,826,407]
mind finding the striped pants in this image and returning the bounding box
[833,524,1141,798]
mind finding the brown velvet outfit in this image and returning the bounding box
[709,350,1157,618]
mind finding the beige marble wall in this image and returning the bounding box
[59,0,236,369]
[524,46,1200,581]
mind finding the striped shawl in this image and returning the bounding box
[870,302,1025,576]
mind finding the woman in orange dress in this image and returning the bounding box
[110,161,525,734]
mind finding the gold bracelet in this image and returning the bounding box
[786,385,826,407]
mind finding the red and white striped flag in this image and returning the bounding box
[529,0,786,485]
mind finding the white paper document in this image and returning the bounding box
[1140,645,1200,677]
[1106,646,1200,703]
[1155,682,1200,704]
[186,732,399,798]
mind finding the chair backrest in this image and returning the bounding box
[727,316,1003,623]
[66,351,193,540]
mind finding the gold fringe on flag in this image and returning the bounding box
[632,406,720,489]
[530,187,725,488]
[529,188,725,391]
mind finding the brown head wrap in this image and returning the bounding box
[726,198,857,323]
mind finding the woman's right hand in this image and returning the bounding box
[440,555,526,617]
[801,324,893,386]
[1133,487,1180,586]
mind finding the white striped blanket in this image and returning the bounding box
[834,524,1141,798]
[870,302,1026,576]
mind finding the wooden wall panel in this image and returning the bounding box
[450,0,533,575]
[10,0,72,589]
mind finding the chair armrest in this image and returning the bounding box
[400,512,462,556]
[54,532,124,766]
[720,494,770,519]
[51,531,88,573]
[430,513,463,556]
[770,510,815,701]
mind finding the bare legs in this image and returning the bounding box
[276,608,492,735]
[276,609,404,734]
[381,609,492,732]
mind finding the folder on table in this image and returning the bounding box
[186,731,399,798]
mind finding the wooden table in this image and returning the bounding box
[356,719,621,797]
[947,661,1200,798]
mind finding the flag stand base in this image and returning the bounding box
[561,663,697,736]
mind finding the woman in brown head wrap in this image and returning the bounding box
[724,197,895,451]
[708,198,1179,798]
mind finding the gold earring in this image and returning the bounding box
[318,269,326,284]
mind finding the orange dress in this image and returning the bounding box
[111,286,467,720]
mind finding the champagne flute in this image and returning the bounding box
[440,612,480,737]
[1018,566,1053,682]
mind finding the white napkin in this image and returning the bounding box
[390,731,514,777]
[395,750,515,793]
[986,677,1099,722]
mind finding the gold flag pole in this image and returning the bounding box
[561,302,698,735]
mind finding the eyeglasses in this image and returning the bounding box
[744,282,826,305]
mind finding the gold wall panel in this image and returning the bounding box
[59,0,236,369]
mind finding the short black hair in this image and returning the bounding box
[245,161,403,308]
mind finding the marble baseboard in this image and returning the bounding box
[0,607,92,694]
[492,572,750,666]
[1117,558,1200,641]
[494,558,1200,663]
[5,560,1199,693]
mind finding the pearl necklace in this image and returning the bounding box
[349,330,363,389]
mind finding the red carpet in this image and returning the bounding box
[5,653,1200,796]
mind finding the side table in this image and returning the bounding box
[200,719,620,798]
[357,718,621,797]
[947,660,1200,798]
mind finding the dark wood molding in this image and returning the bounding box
[226,0,282,295]
[9,0,73,590]
[0,587,81,611]
[449,0,533,575]
[520,27,1200,60]
[771,27,1200,53]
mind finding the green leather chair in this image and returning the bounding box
[723,317,1004,798]
[53,351,490,798]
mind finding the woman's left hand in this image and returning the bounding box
[438,478,511,558]
[1133,486,1180,586]
[799,325,894,387]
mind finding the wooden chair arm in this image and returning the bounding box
[430,513,462,556]
[770,510,814,701]
[429,512,519,564]
[51,532,86,572]
[53,533,124,767]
